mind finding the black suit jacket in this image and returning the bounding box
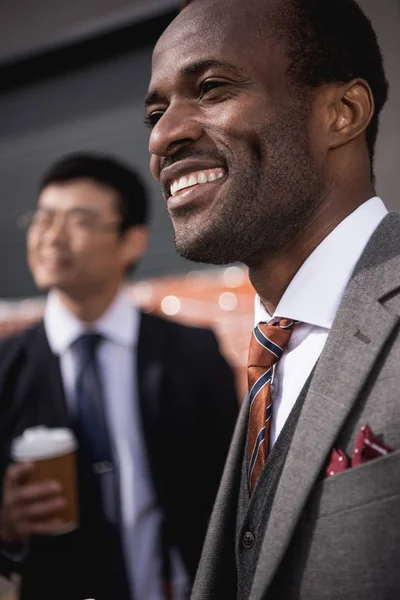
[0,311,238,600]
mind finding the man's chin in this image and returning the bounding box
[32,274,65,291]
[174,234,237,266]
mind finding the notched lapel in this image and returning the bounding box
[139,361,165,424]
[192,393,250,599]
[251,252,400,598]
[137,313,166,433]
[136,313,168,495]
[210,392,250,532]
[6,324,68,433]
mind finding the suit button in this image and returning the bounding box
[242,531,255,549]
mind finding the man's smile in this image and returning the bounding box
[159,158,227,195]
[170,167,226,197]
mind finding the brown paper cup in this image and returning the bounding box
[11,427,79,533]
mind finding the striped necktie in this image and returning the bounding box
[247,318,299,494]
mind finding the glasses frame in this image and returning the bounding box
[18,208,122,236]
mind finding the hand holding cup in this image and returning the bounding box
[0,427,79,544]
[0,461,66,543]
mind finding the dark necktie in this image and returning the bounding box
[74,333,113,469]
[247,318,299,494]
[73,333,131,599]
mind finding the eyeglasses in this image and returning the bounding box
[18,208,121,236]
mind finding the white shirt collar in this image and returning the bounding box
[44,287,140,355]
[254,197,388,328]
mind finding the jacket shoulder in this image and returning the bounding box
[0,321,44,372]
[140,311,217,345]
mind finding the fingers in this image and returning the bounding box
[4,462,35,488]
[1,462,66,543]
[21,517,65,537]
[10,479,62,506]
[12,495,66,521]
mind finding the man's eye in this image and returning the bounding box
[199,80,228,97]
[33,211,53,226]
[70,215,92,229]
[144,112,163,129]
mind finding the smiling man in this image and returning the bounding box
[146,0,400,599]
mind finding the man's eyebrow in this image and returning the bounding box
[181,59,246,78]
[145,59,246,107]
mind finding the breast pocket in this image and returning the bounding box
[279,450,400,600]
[306,448,400,520]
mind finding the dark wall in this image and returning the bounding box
[0,0,179,63]
[360,0,400,207]
[0,13,200,299]
[0,0,399,299]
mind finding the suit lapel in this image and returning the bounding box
[251,213,400,599]
[192,392,250,599]
[26,324,68,426]
[5,323,68,434]
[136,313,166,488]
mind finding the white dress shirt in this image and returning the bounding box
[254,197,388,447]
[44,288,188,600]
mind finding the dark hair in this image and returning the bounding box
[39,152,149,233]
[180,0,388,166]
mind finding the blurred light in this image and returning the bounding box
[185,270,207,289]
[0,302,12,320]
[17,298,44,319]
[219,292,238,311]
[161,296,181,316]
[223,266,246,288]
[143,306,155,314]
[131,283,153,305]
[186,271,201,278]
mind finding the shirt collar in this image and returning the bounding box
[254,197,388,329]
[44,287,139,355]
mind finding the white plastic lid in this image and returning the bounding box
[11,426,78,461]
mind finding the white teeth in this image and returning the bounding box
[180,176,188,189]
[198,171,208,184]
[170,180,178,195]
[170,168,226,196]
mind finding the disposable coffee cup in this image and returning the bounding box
[11,426,79,533]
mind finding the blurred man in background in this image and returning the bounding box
[0,153,238,600]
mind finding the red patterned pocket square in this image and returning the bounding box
[352,424,394,467]
[325,424,394,478]
[325,448,349,477]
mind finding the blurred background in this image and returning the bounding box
[0,0,399,386]
[0,3,399,594]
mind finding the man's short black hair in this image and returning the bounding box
[180,0,389,166]
[39,152,149,233]
[283,0,388,166]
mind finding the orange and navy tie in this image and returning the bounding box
[247,318,299,494]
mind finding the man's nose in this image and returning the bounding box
[149,102,203,160]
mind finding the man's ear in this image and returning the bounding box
[121,225,149,267]
[328,78,374,149]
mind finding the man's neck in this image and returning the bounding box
[54,284,122,323]
[248,185,375,315]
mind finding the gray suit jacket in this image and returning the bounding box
[192,212,400,600]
